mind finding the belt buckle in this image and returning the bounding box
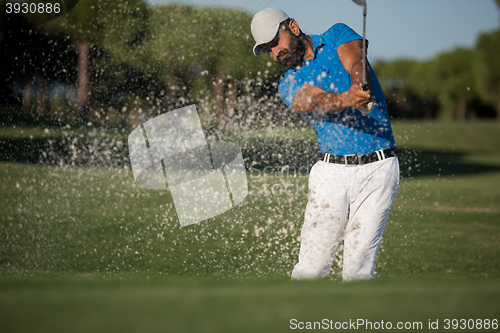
[344,154,360,166]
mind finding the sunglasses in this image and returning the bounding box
[260,31,280,55]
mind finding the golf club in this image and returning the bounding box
[352,0,374,114]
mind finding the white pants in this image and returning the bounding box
[291,156,400,281]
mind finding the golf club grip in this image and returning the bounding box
[367,101,374,111]
[361,81,374,113]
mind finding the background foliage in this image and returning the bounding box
[1,0,500,130]
[1,3,499,330]
[374,0,500,120]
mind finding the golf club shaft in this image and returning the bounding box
[362,7,367,91]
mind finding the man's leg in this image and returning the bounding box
[291,161,350,280]
[342,157,400,281]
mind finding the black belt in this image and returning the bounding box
[320,147,397,166]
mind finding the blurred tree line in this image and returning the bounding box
[374,0,500,120]
[0,0,291,130]
[1,0,500,131]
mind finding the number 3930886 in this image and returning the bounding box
[443,319,498,330]
[6,2,61,14]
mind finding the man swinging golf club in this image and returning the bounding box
[251,7,400,281]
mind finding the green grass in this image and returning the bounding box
[0,278,499,333]
[0,120,499,331]
[0,124,130,140]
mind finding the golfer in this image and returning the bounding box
[251,8,400,281]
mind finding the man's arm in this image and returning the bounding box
[338,39,372,89]
[291,39,373,115]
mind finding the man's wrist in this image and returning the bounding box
[337,91,348,111]
[321,92,344,114]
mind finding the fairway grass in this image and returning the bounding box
[1,162,499,281]
[1,120,499,331]
[0,278,499,333]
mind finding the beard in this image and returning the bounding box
[277,33,307,69]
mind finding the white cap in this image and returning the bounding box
[251,8,290,56]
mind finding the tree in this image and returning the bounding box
[0,3,77,120]
[43,0,149,121]
[475,30,500,119]
[425,48,478,120]
[377,50,481,120]
[147,4,279,130]
[374,59,421,118]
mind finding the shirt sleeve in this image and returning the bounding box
[322,23,363,47]
[278,72,305,111]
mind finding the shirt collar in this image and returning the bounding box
[307,34,326,62]
[290,35,326,71]
[309,34,325,53]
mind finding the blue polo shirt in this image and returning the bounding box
[278,23,396,156]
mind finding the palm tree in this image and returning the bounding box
[43,0,149,121]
